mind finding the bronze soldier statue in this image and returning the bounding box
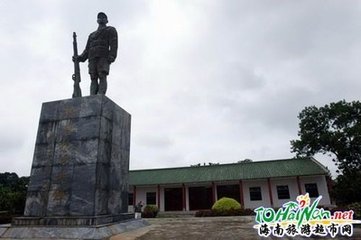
[73,12,118,95]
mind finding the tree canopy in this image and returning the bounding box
[0,172,29,213]
[331,170,361,205]
[291,100,361,173]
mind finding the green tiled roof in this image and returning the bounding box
[129,157,328,186]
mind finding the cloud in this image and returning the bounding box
[0,135,24,154]
[1,1,360,178]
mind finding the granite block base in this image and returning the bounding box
[24,95,131,220]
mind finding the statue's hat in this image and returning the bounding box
[97,12,108,19]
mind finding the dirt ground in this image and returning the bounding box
[111,216,361,240]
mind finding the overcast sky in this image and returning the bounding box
[1,0,360,177]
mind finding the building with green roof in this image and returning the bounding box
[128,157,331,211]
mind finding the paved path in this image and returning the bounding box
[112,216,361,240]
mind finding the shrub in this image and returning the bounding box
[211,197,241,216]
[195,207,255,217]
[141,205,159,218]
[330,206,348,213]
[195,210,214,217]
[0,211,12,224]
[239,208,255,216]
[330,203,361,220]
[347,202,361,219]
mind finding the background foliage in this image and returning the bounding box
[291,100,361,205]
[0,172,29,214]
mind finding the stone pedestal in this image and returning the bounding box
[15,95,132,226]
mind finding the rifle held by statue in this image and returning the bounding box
[72,32,82,98]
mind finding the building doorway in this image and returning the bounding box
[217,184,240,203]
[188,186,213,210]
[164,188,183,211]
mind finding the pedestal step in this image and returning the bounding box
[13,213,134,226]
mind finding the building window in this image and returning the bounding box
[249,187,262,201]
[305,183,319,198]
[146,192,156,205]
[277,185,290,199]
[128,193,134,205]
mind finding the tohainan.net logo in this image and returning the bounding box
[253,193,361,238]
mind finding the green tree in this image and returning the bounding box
[291,100,361,173]
[0,172,29,213]
[291,100,361,204]
[331,170,361,205]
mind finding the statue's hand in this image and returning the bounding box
[73,56,85,62]
[108,56,115,63]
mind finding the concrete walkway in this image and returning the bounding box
[111,216,361,240]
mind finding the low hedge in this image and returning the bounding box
[195,197,255,217]
[0,211,12,224]
[195,208,255,217]
[0,211,22,224]
[195,209,214,217]
[141,205,159,218]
